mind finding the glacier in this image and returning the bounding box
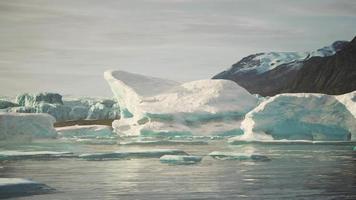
[230,91,356,142]
[0,113,57,142]
[104,70,258,137]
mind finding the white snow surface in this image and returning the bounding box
[0,113,57,140]
[232,92,356,142]
[233,41,345,74]
[105,70,258,136]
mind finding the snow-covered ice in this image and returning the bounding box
[160,155,203,165]
[0,113,57,141]
[105,70,258,137]
[56,125,114,139]
[79,149,188,160]
[209,151,270,161]
[0,178,54,198]
[231,92,356,142]
[227,41,348,75]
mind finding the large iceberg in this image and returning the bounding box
[104,70,258,137]
[231,92,356,142]
[0,113,57,141]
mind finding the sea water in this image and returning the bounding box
[0,139,355,200]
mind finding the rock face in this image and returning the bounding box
[105,70,258,137]
[231,91,356,142]
[0,113,57,141]
[288,37,356,95]
[213,38,355,96]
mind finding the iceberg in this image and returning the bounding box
[0,178,54,198]
[0,113,57,141]
[104,70,258,137]
[209,151,270,161]
[0,151,73,160]
[231,92,356,142]
[79,149,188,161]
[159,155,203,165]
[56,125,114,139]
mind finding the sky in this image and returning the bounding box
[0,0,356,97]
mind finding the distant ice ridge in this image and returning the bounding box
[230,91,356,142]
[0,92,120,122]
[104,70,258,137]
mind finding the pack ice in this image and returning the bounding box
[104,70,258,137]
[0,113,57,141]
[231,92,356,142]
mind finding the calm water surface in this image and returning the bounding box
[1,140,356,200]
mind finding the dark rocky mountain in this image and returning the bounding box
[213,37,355,96]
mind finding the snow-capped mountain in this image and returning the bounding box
[213,37,355,96]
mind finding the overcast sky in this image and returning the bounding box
[1,0,356,97]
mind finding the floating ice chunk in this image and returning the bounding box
[105,70,258,136]
[209,151,270,161]
[233,92,356,142]
[79,149,188,161]
[0,178,54,198]
[160,155,203,165]
[353,146,356,151]
[0,113,57,141]
[119,139,208,146]
[56,125,114,139]
[0,151,73,160]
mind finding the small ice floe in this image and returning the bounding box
[159,155,203,165]
[0,178,54,198]
[0,151,74,161]
[79,149,188,161]
[56,125,115,139]
[119,140,208,146]
[209,151,270,161]
[353,146,356,151]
